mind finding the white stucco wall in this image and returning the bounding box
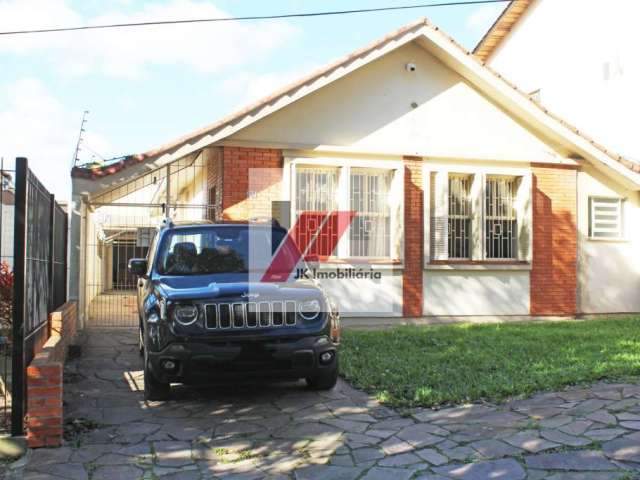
[315,267,403,317]
[578,166,640,313]
[232,41,562,164]
[423,270,530,316]
[488,0,640,162]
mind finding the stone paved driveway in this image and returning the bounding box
[5,329,640,479]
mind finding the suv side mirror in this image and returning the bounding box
[128,258,148,277]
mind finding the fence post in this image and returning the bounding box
[48,194,55,324]
[11,157,28,436]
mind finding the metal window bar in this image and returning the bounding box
[349,169,391,257]
[589,197,622,239]
[294,167,339,256]
[448,175,471,259]
[485,176,517,259]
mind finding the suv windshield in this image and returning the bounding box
[157,226,299,275]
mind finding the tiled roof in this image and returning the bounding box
[72,15,640,182]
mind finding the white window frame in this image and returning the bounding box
[284,156,404,262]
[423,164,532,268]
[588,196,625,241]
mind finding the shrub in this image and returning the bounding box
[0,261,13,334]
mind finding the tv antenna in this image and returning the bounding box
[71,110,89,169]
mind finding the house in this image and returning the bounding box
[69,18,640,327]
[475,0,640,313]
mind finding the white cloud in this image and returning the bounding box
[466,3,505,34]
[220,63,321,109]
[0,0,300,78]
[0,77,111,199]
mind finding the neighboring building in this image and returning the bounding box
[475,0,640,314]
[69,18,640,327]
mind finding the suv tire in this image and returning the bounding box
[306,358,339,390]
[144,357,171,401]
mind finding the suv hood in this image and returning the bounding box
[154,274,318,302]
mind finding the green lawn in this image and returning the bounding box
[340,318,640,408]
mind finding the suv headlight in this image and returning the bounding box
[298,299,322,321]
[173,304,199,326]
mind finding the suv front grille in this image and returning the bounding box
[205,300,297,329]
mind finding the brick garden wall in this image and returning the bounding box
[26,301,78,448]
[403,157,424,317]
[530,164,578,316]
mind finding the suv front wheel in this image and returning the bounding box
[306,358,339,390]
[144,355,171,401]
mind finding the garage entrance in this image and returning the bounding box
[82,152,215,327]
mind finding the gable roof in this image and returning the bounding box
[473,0,534,62]
[72,16,640,191]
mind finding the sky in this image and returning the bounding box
[0,0,506,199]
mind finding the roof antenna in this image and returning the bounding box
[71,110,90,170]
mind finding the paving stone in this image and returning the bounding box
[559,420,593,436]
[586,410,618,425]
[276,423,342,439]
[592,389,622,401]
[525,450,618,471]
[91,465,144,480]
[352,448,385,464]
[433,458,526,479]
[322,418,369,434]
[438,445,478,462]
[377,452,422,467]
[361,467,415,480]
[294,465,364,480]
[153,441,193,468]
[412,405,493,423]
[364,429,395,439]
[619,421,640,430]
[330,455,354,467]
[371,417,415,431]
[380,437,415,455]
[468,439,521,458]
[29,463,88,480]
[540,429,591,447]
[503,430,559,453]
[539,415,573,429]
[602,436,640,463]
[584,428,628,441]
[415,448,448,466]
[396,424,444,448]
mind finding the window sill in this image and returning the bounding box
[316,259,403,270]
[425,261,531,271]
[587,237,628,243]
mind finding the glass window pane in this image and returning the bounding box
[485,176,517,259]
[448,174,472,259]
[349,169,391,257]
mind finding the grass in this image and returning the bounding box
[340,317,640,408]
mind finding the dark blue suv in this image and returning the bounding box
[128,220,341,400]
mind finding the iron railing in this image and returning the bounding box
[5,157,68,436]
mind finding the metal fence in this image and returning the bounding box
[0,157,68,436]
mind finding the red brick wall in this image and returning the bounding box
[27,301,78,448]
[403,157,423,317]
[530,164,578,316]
[221,147,283,220]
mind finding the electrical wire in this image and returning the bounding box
[0,0,510,36]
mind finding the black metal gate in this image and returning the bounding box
[0,157,68,436]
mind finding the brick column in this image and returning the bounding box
[403,157,423,317]
[530,164,578,316]
[221,147,283,220]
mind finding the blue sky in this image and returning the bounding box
[0,0,505,198]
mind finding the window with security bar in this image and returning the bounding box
[448,174,472,259]
[350,169,391,257]
[294,167,339,256]
[589,197,624,239]
[485,176,517,259]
